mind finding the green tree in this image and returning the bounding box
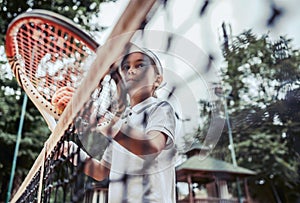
[196,30,300,202]
[0,69,51,201]
[0,0,111,44]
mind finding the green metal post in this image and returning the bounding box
[223,97,243,203]
[6,94,28,203]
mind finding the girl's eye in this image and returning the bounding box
[121,65,130,71]
[136,63,147,69]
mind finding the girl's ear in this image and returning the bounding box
[154,75,163,88]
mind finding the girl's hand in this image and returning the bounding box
[95,115,122,138]
[52,86,75,114]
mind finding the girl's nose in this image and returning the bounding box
[127,66,136,75]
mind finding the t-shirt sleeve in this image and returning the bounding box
[146,101,176,149]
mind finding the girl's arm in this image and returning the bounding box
[114,125,167,156]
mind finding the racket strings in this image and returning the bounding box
[16,20,94,102]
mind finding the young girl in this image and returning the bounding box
[52,43,177,203]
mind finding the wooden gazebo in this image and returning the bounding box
[176,143,256,203]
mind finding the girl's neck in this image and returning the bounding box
[129,91,152,107]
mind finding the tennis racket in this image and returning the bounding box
[5,9,120,131]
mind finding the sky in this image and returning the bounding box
[96,0,300,51]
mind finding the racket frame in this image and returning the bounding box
[5,9,99,130]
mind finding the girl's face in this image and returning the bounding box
[120,52,161,96]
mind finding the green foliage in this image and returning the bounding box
[196,30,300,202]
[0,75,51,201]
[223,31,300,202]
[0,0,110,44]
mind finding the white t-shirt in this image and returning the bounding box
[102,97,177,203]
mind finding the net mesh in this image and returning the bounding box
[42,124,94,203]
[16,169,41,203]
[14,79,117,203]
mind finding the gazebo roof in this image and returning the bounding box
[176,155,256,182]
